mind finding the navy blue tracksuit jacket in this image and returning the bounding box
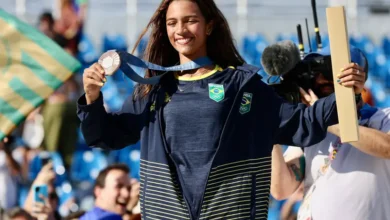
[77,64,339,220]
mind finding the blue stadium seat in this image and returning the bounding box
[370,79,388,107]
[383,96,390,108]
[101,77,126,112]
[29,151,67,186]
[361,43,382,75]
[115,75,136,97]
[350,33,372,49]
[242,33,268,63]
[56,181,75,206]
[242,52,255,66]
[77,34,99,66]
[365,77,373,90]
[137,36,148,57]
[108,142,141,180]
[70,150,108,206]
[70,149,108,183]
[381,60,390,89]
[311,33,329,52]
[17,184,29,207]
[373,52,387,79]
[252,40,268,66]
[102,33,128,52]
[381,34,390,58]
[276,33,298,45]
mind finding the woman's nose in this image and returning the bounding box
[176,22,187,35]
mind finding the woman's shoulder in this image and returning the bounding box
[220,63,259,73]
[234,63,262,74]
[222,63,264,84]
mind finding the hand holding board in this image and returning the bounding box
[326,6,360,143]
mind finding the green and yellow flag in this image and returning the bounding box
[0,9,81,141]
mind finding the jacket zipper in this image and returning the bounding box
[156,89,194,220]
[155,71,257,219]
[195,72,257,218]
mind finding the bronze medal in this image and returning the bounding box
[98,50,121,76]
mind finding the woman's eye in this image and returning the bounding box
[188,20,197,23]
[167,22,176,26]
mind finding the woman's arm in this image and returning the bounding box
[271,62,365,147]
[272,92,339,147]
[77,92,145,150]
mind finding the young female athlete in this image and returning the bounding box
[77,0,363,219]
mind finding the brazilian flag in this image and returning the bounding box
[0,9,81,141]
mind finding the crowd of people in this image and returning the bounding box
[1,0,141,219]
[1,0,389,220]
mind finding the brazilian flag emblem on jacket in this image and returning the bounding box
[239,92,253,114]
[208,83,224,102]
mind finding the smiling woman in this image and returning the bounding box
[77,0,346,219]
[132,0,244,99]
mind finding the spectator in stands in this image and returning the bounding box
[362,87,375,106]
[279,183,303,220]
[122,211,141,220]
[271,46,390,219]
[34,12,81,168]
[80,164,131,220]
[77,0,365,218]
[73,0,88,23]
[63,210,86,220]
[23,162,61,220]
[54,0,85,56]
[38,12,68,48]
[30,195,57,220]
[122,178,140,220]
[4,207,33,220]
[0,137,21,210]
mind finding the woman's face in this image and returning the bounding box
[166,0,211,61]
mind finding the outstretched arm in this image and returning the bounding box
[271,145,305,200]
[273,62,366,147]
[328,124,390,159]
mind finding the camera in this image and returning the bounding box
[268,54,333,104]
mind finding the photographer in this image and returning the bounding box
[270,46,390,220]
[0,137,21,210]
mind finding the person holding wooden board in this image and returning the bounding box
[271,46,390,220]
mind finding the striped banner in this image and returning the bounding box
[0,9,81,141]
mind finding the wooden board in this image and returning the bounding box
[326,6,359,143]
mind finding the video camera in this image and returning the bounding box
[268,54,334,104]
[262,0,367,104]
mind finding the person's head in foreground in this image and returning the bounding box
[94,164,131,215]
[304,46,369,99]
[5,207,33,220]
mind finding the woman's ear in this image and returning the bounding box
[206,21,214,35]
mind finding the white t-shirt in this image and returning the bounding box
[288,107,390,220]
[0,150,18,209]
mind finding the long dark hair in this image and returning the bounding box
[131,0,245,99]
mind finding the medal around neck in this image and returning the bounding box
[98,50,121,76]
[97,50,214,85]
